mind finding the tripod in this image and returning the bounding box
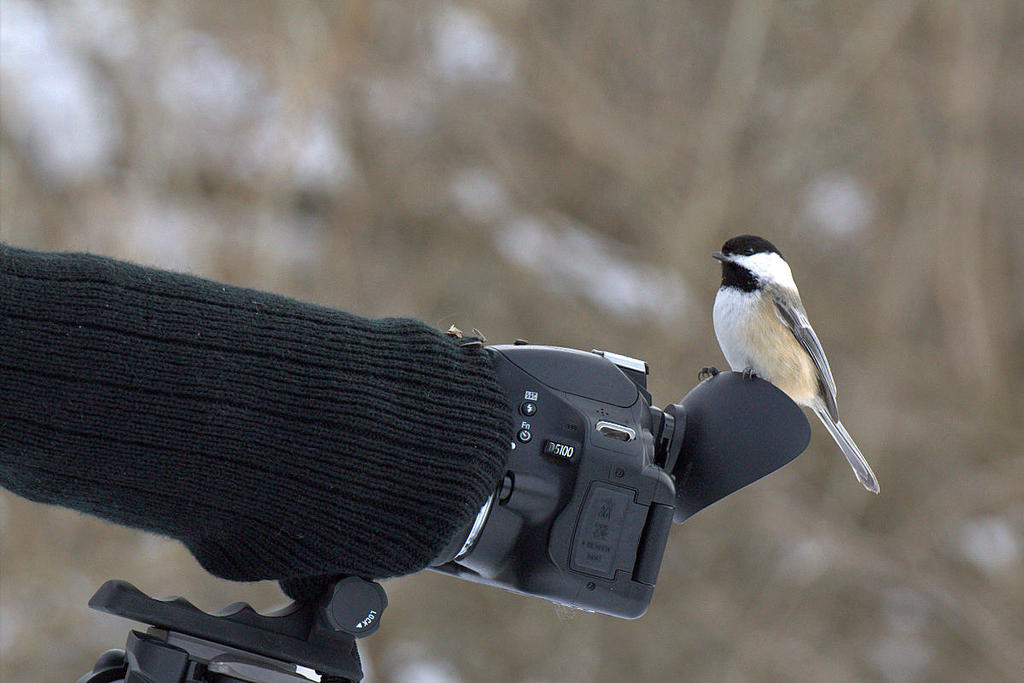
[76,577,387,683]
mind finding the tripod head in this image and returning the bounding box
[77,577,385,683]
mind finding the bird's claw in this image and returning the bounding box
[697,366,720,382]
[742,367,759,381]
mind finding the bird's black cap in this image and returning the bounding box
[719,235,781,258]
[713,235,782,291]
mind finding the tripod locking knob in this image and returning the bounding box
[323,577,388,637]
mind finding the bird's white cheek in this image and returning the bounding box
[732,252,798,292]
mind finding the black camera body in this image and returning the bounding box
[433,345,676,617]
[432,344,812,619]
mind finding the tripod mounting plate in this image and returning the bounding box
[88,579,379,681]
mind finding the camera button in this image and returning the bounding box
[596,421,636,442]
[520,401,537,417]
[499,473,514,502]
[517,429,532,443]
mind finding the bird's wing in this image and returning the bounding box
[771,288,839,421]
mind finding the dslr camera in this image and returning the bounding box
[81,343,809,683]
[432,343,810,618]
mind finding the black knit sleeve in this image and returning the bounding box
[0,244,512,593]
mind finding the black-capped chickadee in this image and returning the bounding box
[710,235,879,493]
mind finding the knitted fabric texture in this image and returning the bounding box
[0,245,512,596]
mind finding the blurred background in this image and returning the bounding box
[2,1,1022,681]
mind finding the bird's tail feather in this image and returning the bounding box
[814,407,880,494]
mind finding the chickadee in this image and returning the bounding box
[710,235,879,493]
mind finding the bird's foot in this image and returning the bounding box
[697,366,720,382]
[741,367,759,381]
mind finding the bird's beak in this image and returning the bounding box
[712,251,728,262]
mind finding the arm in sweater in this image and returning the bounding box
[0,245,512,597]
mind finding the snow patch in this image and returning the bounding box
[392,660,462,683]
[0,0,121,183]
[870,635,933,683]
[495,215,691,326]
[290,113,353,192]
[60,0,139,64]
[0,603,23,657]
[118,199,220,273]
[242,102,355,192]
[450,168,510,221]
[432,7,516,83]
[802,172,873,237]
[153,31,355,191]
[84,197,322,274]
[156,31,263,125]
[388,641,462,683]
[957,516,1021,573]
[1,5,355,192]
[775,537,832,584]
